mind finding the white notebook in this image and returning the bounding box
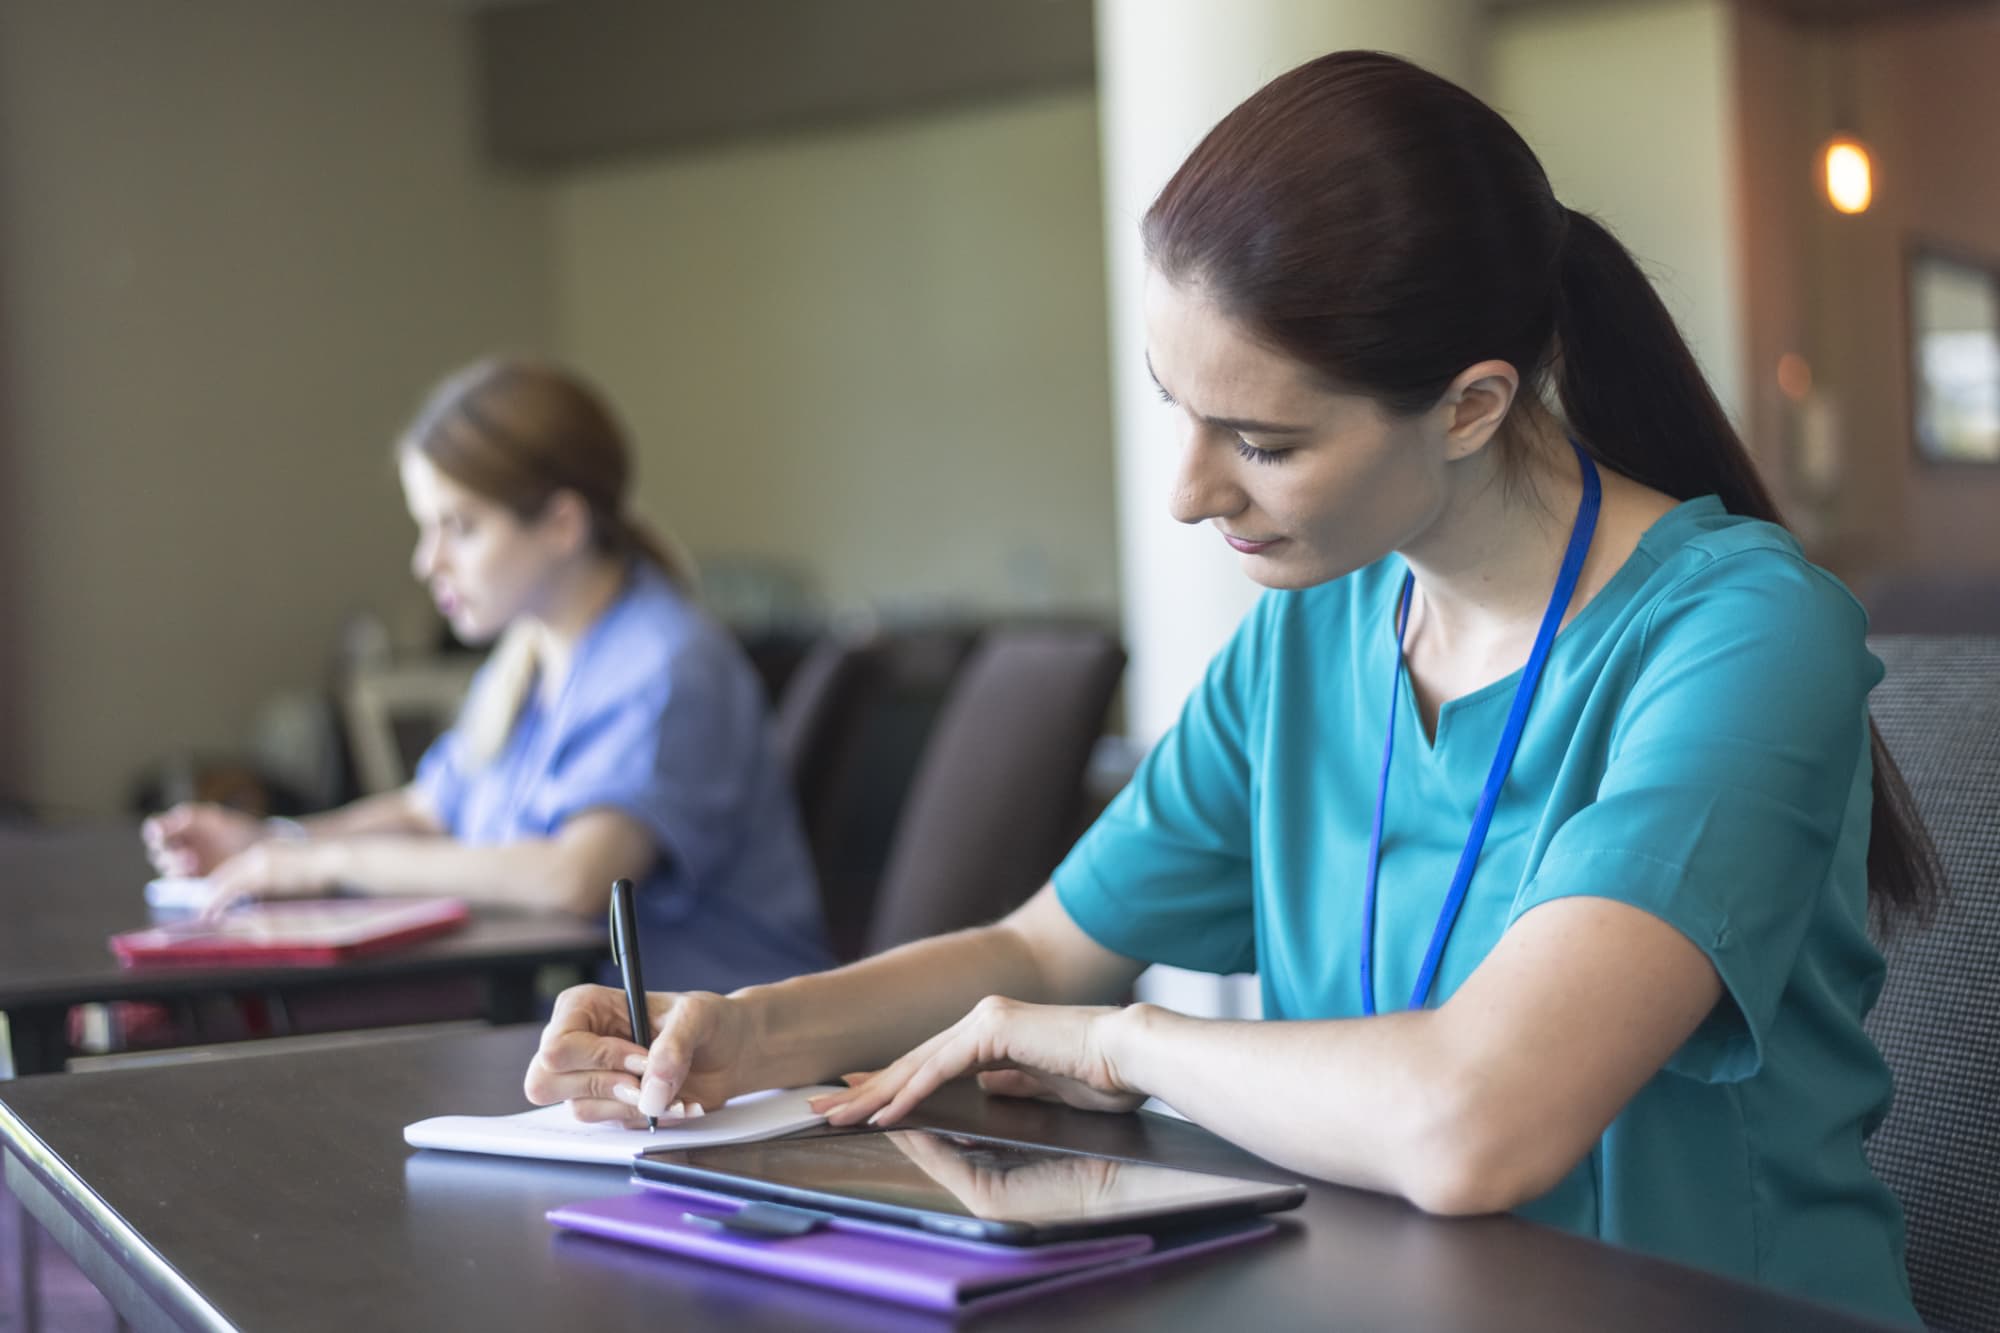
[402,1086,842,1165]
[145,876,218,910]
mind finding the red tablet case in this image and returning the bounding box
[109,898,471,966]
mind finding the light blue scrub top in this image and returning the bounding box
[1053,498,1917,1326]
[416,560,832,994]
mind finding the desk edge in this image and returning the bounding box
[0,1096,238,1333]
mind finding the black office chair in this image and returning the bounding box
[807,626,983,961]
[1861,635,2000,1333]
[862,627,1125,957]
[773,632,894,955]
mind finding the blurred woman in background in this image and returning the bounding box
[145,358,830,994]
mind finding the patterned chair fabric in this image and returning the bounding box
[1862,635,2000,1333]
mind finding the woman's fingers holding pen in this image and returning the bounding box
[638,991,748,1120]
[524,984,749,1121]
[637,994,719,1118]
[524,984,648,1109]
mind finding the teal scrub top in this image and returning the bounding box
[1053,497,1917,1327]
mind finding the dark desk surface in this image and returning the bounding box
[0,825,609,1007]
[0,826,608,1072]
[0,1025,1898,1333]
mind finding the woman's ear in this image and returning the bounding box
[537,488,595,558]
[1438,360,1521,461]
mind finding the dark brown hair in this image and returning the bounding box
[1144,51,1938,924]
[400,357,695,591]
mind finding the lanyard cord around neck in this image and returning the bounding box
[1358,439,1602,1016]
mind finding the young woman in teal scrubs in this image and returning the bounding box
[522,54,1934,1324]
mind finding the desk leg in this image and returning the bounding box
[4,1152,178,1333]
[4,1007,70,1078]
[8,1176,41,1333]
[483,966,540,1026]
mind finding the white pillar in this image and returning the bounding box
[1095,0,1483,746]
[1094,0,1484,1023]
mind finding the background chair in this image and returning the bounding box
[777,626,985,960]
[1856,571,2000,636]
[774,632,890,957]
[1861,634,2000,1333]
[861,627,1125,958]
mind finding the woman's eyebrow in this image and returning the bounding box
[1145,353,1313,435]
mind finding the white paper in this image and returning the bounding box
[402,1086,841,1165]
[145,876,218,910]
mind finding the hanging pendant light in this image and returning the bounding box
[1819,24,1873,215]
[1822,134,1874,215]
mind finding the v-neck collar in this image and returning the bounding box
[1391,494,1721,754]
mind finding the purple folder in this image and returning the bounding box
[546,1182,1278,1316]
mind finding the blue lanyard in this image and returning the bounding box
[1358,439,1602,1016]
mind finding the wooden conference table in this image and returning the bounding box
[0,824,610,1076]
[0,1025,1903,1333]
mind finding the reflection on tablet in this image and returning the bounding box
[648,1130,1296,1228]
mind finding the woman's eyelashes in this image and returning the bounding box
[1157,386,1293,465]
[1234,439,1290,465]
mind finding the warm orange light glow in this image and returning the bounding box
[1822,136,1873,214]
[1776,352,1813,402]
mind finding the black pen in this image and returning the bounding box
[609,877,657,1132]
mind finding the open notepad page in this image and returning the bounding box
[403,1086,843,1165]
[145,876,218,910]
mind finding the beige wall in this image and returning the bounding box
[551,92,1118,620]
[0,1,554,815]
[1491,0,1747,426]
[0,9,1114,815]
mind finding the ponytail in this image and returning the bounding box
[1554,209,1780,520]
[1553,207,1940,929]
[608,513,702,600]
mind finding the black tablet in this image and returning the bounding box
[632,1127,1307,1245]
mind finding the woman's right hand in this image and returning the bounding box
[523,984,757,1127]
[141,803,265,877]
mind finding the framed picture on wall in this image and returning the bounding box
[1908,245,2000,464]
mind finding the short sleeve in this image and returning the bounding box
[1510,552,1879,1083]
[1053,596,1267,974]
[531,639,756,884]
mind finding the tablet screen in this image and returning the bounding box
[639,1129,1301,1234]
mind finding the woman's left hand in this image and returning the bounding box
[808,997,1149,1128]
[198,842,342,920]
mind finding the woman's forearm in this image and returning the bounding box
[309,809,648,914]
[317,834,609,913]
[298,787,440,839]
[1109,1004,1493,1212]
[733,922,1077,1093]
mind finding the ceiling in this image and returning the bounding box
[1489,0,1997,26]
[473,0,1997,168]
